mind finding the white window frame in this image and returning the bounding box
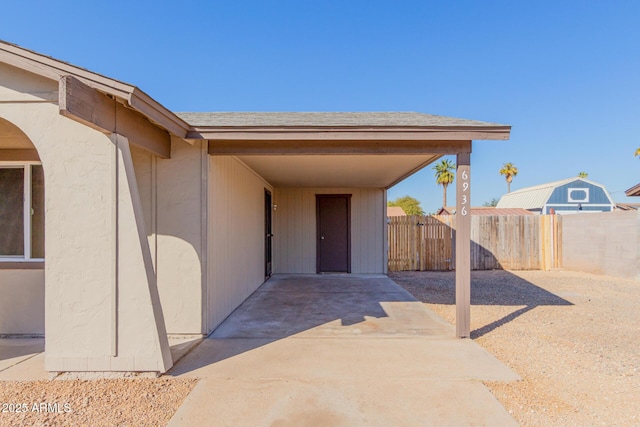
[0,161,44,262]
[567,187,590,203]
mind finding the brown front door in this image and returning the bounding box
[316,194,351,273]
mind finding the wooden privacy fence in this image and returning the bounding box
[387,215,561,271]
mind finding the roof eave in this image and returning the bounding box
[626,183,640,197]
[187,125,511,141]
[0,40,189,138]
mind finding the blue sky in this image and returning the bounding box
[2,1,638,213]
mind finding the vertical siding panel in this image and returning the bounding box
[352,189,362,273]
[283,189,291,273]
[363,189,370,273]
[303,189,310,273]
[375,189,382,273]
[351,189,359,273]
[207,157,272,332]
[274,187,384,274]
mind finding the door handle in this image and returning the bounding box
[321,236,325,239]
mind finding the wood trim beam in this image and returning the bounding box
[0,149,40,161]
[0,45,189,138]
[385,154,442,189]
[209,140,472,155]
[59,76,171,159]
[192,129,509,141]
[129,89,189,138]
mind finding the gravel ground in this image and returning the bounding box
[0,378,196,427]
[390,269,640,426]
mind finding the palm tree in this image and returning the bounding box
[499,162,518,193]
[635,147,640,158]
[578,171,588,178]
[433,159,455,208]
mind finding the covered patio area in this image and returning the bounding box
[166,274,518,425]
[185,111,512,338]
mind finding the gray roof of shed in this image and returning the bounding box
[176,112,507,128]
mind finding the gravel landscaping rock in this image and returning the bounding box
[391,269,640,426]
[0,378,196,427]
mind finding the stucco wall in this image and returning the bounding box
[207,156,272,333]
[131,141,206,335]
[1,62,171,372]
[561,211,640,280]
[0,65,47,324]
[0,77,115,362]
[0,269,44,335]
[273,187,386,274]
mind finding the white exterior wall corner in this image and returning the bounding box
[561,211,640,280]
[273,187,386,274]
[207,156,272,333]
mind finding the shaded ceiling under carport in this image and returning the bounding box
[179,112,511,189]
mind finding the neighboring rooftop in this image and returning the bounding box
[386,206,407,216]
[616,203,640,211]
[625,183,640,197]
[437,206,534,216]
[497,177,616,214]
[176,112,509,128]
[497,177,592,210]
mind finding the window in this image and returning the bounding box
[567,188,589,203]
[0,163,44,261]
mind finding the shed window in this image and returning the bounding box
[0,163,44,261]
[568,188,589,203]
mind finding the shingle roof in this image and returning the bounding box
[176,112,508,128]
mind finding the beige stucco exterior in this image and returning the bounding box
[0,62,172,373]
[131,141,207,335]
[0,269,44,335]
[0,41,510,373]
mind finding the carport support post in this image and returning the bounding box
[455,151,471,338]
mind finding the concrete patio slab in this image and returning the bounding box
[0,338,46,381]
[0,336,203,380]
[168,274,519,425]
[169,378,517,427]
[168,337,518,381]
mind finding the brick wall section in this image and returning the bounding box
[561,211,640,280]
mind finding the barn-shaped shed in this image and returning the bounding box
[497,177,615,214]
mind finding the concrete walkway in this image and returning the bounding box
[168,274,519,426]
[0,337,201,381]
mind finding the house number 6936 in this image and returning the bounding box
[461,170,469,216]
